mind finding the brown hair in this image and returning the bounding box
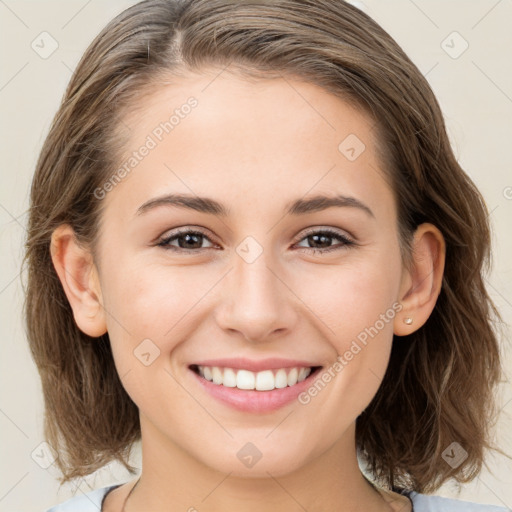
[23,0,505,493]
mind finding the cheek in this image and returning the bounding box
[102,255,207,334]
[297,255,401,409]
[300,256,400,346]
[100,261,202,412]
[99,256,217,376]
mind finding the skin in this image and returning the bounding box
[51,68,445,512]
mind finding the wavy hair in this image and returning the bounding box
[23,0,505,492]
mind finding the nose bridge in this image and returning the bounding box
[215,238,296,341]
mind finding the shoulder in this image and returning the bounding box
[407,491,510,512]
[44,484,121,512]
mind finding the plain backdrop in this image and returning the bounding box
[0,0,511,510]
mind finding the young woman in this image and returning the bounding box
[24,0,509,510]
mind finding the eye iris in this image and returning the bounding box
[179,233,203,249]
[309,233,332,248]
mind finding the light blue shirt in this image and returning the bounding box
[44,484,511,511]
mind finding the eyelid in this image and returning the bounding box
[156,225,357,256]
[293,226,355,244]
[156,226,217,248]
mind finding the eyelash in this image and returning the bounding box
[156,227,355,255]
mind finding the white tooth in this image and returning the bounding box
[274,369,288,388]
[298,367,311,382]
[212,366,223,385]
[200,365,311,389]
[287,367,299,386]
[255,370,275,391]
[203,366,213,381]
[223,368,237,387]
[237,369,255,390]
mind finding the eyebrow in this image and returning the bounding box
[135,193,375,218]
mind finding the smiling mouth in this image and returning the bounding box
[189,364,322,391]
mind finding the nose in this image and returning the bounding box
[214,248,298,343]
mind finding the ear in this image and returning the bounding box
[394,223,446,336]
[50,224,107,337]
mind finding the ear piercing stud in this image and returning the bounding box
[403,317,413,325]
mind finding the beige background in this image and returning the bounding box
[0,0,511,510]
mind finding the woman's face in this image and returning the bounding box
[94,69,407,477]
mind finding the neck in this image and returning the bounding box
[125,419,401,512]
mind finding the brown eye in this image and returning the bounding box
[294,229,355,254]
[157,229,216,252]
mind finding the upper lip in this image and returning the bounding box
[190,357,322,372]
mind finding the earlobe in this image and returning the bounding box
[50,224,107,337]
[394,223,446,336]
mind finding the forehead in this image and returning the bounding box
[103,69,394,223]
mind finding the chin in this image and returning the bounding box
[196,442,311,479]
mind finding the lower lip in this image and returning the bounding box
[189,367,322,413]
